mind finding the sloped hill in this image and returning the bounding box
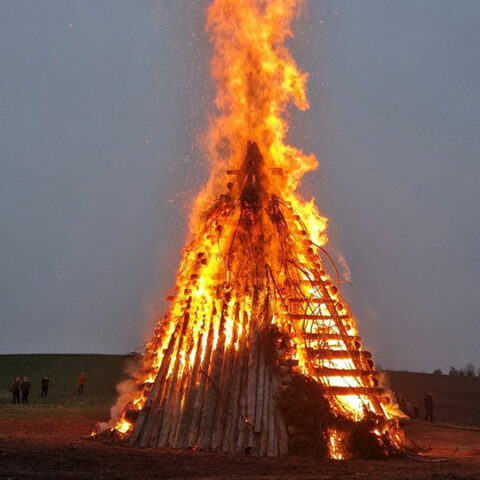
[386,370,480,426]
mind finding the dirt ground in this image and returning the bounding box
[0,410,480,480]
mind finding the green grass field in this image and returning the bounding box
[1,354,479,427]
[0,354,129,416]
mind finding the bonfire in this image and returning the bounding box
[107,0,405,459]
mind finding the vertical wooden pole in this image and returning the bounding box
[197,298,229,450]
[186,316,215,448]
[222,309,247,453]
[259,365,270,456]
[211,303,239,450]
[172,323,206,448]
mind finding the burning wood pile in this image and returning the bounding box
[105,0,405,459]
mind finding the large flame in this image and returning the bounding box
[107,0,404,459]
[193,0,326,247]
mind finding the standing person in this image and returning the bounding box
[78,372,87,395]
[10,377,21,404]
[21,377,31,404]
[424,392,434,423]
[41,376,50,397]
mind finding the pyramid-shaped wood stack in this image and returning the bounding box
[122,142,401,457]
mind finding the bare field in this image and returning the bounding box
[1,412,480,480]
[1,355,480,479]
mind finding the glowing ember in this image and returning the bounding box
[328,430,348,460]
[116,419,133,436]
[106,0,404,458]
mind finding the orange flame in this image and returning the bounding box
[192,0,327,248]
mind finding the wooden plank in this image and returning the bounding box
[289,314,349,320]
[323,386,385,396]
[313,367,374,377]
[288,297,336,304]
[306,349,371,360]
[303,333,360,342]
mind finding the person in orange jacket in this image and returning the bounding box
[78,372,87,395]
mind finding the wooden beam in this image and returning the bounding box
[323,386,385,396]
[288,297,335,304]
[303,333,361,343]
[313,367,374,377]
[306,348,372,360]
[289,314,349,320]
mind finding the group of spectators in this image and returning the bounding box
[9,373,87,403]
[10,376,34,404]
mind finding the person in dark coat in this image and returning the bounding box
[41,376,49,397]
[10,377,21,404]
[21,376,31,404]
[424,392,434,423]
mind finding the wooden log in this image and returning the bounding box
[267,371,278,456]
[236,374,248,451]
[167,365,191,446]
[222,310,248,453]
[279,358,299,367]
[140,356,177,448]
[197,301,228,451]
[210,346,231,450]
[323,386,385,396]
[259,365,270,456]
[271,410,279,457]
[246,319,259,449]
[303,333,361,342]
[168,312,209,446]
[130,322,180,445]
[222,345,245,452]
[254,348,265,433]
[211,303,240,450]
[313,367,375,377]
[170,350,200,447]
[289,296,336,302]
[148,383,170,447]
[142,304,193,447]
[289,314,349,320]
[155,309,195,448]
[186,318,215,448]
[236,316,250,452]
[275,398,289,456]
[306,349,372,360]
[173,327,206,448]
[156,366,182,447]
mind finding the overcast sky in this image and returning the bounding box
[1,1,479,373]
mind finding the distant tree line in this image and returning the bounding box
[432,363,479,377]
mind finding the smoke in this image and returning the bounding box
[336,252,352,286]
[376,370,408,420]
[95,358,141,434]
